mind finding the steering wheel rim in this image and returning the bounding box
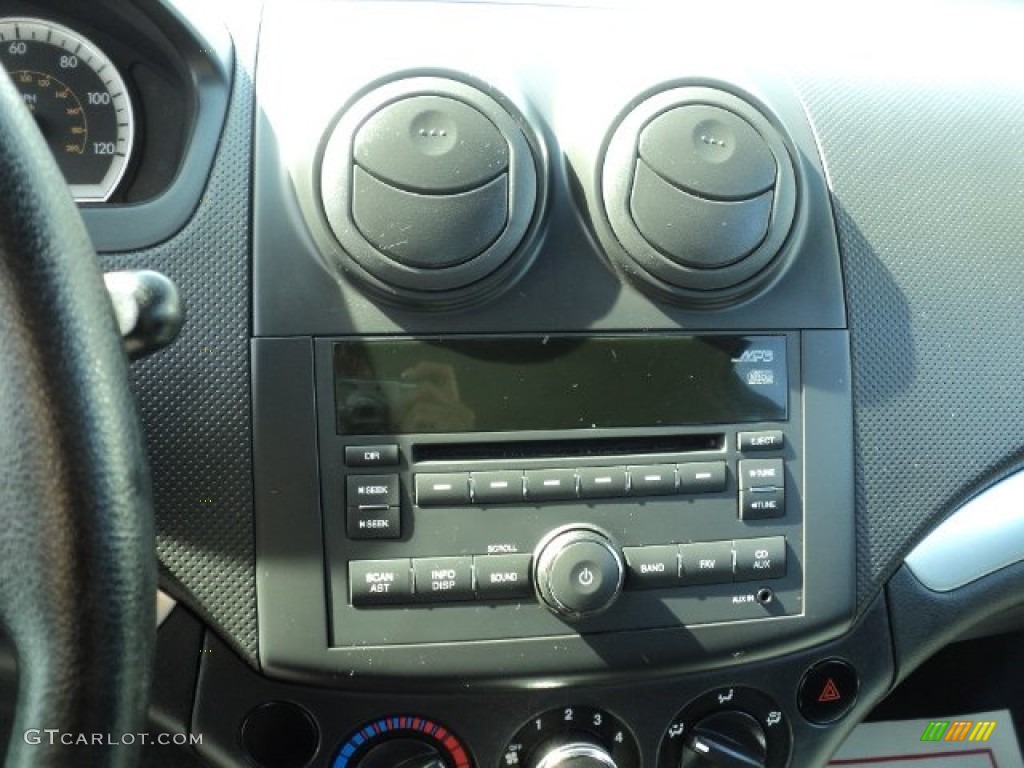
[0,68,155,767]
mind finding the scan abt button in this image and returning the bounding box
[350,559,413,606]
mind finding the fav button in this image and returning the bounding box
[679,541,734,585]
[798,659,859,724]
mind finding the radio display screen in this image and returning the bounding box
[334,335,788,435]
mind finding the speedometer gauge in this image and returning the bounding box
[0,17,135,202]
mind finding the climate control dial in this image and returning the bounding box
[502,707,638,768]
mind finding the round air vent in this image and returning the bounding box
[600,86,797,306]
[319,76,545,308]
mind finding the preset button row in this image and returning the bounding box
[623,536,787,589]
[416,462,727,506]
[350,554,533,606]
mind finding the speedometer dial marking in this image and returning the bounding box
[0,17,135,202]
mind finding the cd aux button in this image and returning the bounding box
[525,468,578,501]
[415,473,471,506]
[734,537,786,580]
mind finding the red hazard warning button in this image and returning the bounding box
[818,678,842,703]
[798,658,859,724]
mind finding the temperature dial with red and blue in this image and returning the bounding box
[332,716,472,768]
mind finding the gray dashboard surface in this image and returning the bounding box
[791,0,1024,607]
[93,0,1024,667]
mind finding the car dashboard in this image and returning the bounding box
[2,1,1024,767]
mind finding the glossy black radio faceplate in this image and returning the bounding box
[320,333,802,648]
[249,331,852,685]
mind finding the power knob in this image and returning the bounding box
[533,528,624,619]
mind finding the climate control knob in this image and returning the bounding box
[680,711,767,768]
[533,527,624,619]
[531,741,618,768]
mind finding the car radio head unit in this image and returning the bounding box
[307,332,825,661]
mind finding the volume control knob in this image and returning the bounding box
[534,528,625,619]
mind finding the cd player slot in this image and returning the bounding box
[412,434,724,463]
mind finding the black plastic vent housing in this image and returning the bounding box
[600,87,797,306]
[319,77,545,309]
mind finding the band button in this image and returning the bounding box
[623,545,680,589]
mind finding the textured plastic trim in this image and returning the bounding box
[905,470,1024,592]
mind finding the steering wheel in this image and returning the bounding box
[0,67,154,768]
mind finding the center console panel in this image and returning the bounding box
[251,0,854,693]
